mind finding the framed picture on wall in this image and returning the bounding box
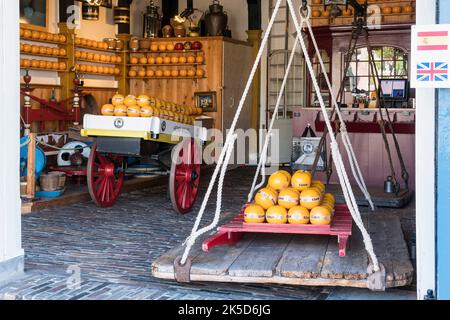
[195,92,217,113]
[20,0,49,31]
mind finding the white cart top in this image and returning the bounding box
[81,114,209,144]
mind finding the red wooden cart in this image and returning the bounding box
[81,115,208,214]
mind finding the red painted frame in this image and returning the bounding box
[314,112,416,134]
[203,204,353,257]
[20,73,81,132]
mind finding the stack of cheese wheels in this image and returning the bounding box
[101,93,204,125]
[245,169,335,226]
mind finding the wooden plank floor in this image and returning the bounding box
[152,213,414,289]
[21,176,166,214]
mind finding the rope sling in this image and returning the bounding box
[178,0,381,274]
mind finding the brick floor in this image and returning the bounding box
[0,168,416,300]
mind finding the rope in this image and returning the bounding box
[181,134,237,264]
[302,14,374,210]
[287,1,380,271]
[179,0,286,266]
[180,0,380,273]
[35,139,91,152]
[365,32,409,191]
[248,35,302,202]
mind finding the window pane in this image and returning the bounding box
[382,61,395,77]
[396,61,407,77]
[395,48,407,61]
[383,47,396,60]
[356,77,370,93]
[346,61,357,77]
[357,48,369,61]
[344,76,357,91]
[372,47,382,60]
[357,61,370,76]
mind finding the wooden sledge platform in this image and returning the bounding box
[152,213,414,289]
[326,184,414,208]
[203,204,352,257]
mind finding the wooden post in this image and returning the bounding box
[26,133,36,199]
[58,22,75,101]
[247,30,263,130]
[117,33,131,95]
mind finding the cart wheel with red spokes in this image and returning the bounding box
[87,143,125,208]
[169,139,201,214]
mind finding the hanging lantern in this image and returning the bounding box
[82,0,101,21]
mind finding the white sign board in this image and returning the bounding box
[411,24,450,88]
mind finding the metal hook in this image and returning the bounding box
[299,4,311,20]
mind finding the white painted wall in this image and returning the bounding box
[0,0,24,264]
[415,0,436,301]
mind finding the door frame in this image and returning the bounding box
[415,0,437,300]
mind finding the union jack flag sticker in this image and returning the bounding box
[417,62,449,82]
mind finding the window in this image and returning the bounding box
[343,46,408,103]
[310,49,331,108]
[268,50,305,118]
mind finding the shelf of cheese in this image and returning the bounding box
[130,49,203,55]
[309,0,415,26]
[128,68,205,79]
[20,30,67,45]
[74,37,118,53]
[127,76,206,80]
[127,63,204,67]
[76,59,122,66]
[101,94,203,125]
[74,64,121,76]
[20,43,68,59]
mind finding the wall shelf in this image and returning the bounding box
[21,52,68,59]
[127,76,205,80]
[20,67,67,72]
[76,58,121,65]
[129,50,203,55]
[78,71,120,77]
[127,63,205,67]
[75,45,118,54]
[20,37,66,46]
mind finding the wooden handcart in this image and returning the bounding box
[81,114,209,214]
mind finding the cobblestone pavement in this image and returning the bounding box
[0,168,416,300]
